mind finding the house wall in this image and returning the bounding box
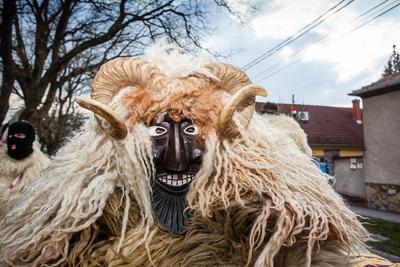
[362,88,400,212]
[363,89,400,185]
[334,157,366,198]
[366,183,400,213]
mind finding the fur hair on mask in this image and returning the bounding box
[0,43,369,267]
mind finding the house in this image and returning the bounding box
[349,72,400,213]
[256,101,366,200]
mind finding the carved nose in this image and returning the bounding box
[165,122,189,171]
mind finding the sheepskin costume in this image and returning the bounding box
[0,123,51,215]
[266,114,312,157]
[0,44,376,267]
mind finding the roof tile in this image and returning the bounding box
[258,103,364,147]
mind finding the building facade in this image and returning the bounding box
[350,72,400,213]
[257,101,366,199]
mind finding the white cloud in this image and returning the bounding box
[278,46,294,61]
[204,0,400,105]
[249,0,400,82]
[251,0,331,39]
[300,8,400,82]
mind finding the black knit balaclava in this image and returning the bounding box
[6,121,36,160]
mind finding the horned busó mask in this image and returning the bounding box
[76,58,267,140]
[76,58,267,234]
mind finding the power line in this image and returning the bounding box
[242,0,349,70]
[255,0,400,82]
[349,0,390,23]
[252,0,395,80]
[241,0,355,71]
[242,0,352,70]
[349,1,400,33]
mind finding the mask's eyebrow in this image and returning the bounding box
[148,112,168,125]
[149,112,193,124]
[164,113,173,122]
[180,116,192,124]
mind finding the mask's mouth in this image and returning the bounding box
[156,172,195,187]
[151,170,198,234]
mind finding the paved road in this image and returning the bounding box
[349,205,400,223]
[349,206,400,263]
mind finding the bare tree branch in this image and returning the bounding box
[0,0,252,153]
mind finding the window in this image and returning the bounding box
[350,158,363,170]
[350,158,357,170]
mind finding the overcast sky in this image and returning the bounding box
[204,0,400,106]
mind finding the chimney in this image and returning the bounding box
[352,99,362,124]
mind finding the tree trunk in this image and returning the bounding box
[0,0,17,124]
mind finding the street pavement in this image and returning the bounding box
[349,205,400,223]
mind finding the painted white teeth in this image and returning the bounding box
[157,173,196,186]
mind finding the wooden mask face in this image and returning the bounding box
[148,112,204,234]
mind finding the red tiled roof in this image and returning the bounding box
[255,102,266,112]
[261,103,364,147]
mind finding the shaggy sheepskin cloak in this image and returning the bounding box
[0,44,372,267]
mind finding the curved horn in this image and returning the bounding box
[204,63,268,138]
[204,63,251,94]
[76,96,127,139]
[91,57,164,104]
[76,58,165,139]
[219,84,267,139]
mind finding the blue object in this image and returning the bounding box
[319,162,331,175]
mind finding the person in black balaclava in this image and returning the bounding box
[6,121,36,160]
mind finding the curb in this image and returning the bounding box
[369,248,400,263]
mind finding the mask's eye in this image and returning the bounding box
[183,125,199,136]
[14,133,26,139]
[148,126,167,137]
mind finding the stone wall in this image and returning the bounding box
[366,183,400,213]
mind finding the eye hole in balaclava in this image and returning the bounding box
[147,112,204,234]
[6,121,36,160]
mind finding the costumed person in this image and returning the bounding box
[0,121,51,213]
[0,44,398,267]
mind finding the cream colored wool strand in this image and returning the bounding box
[0,140,51,214]
[0,44,368,267]
[0,117,155,266]
[187,114,367,266]
[78,115,366,267]
[266,114,313,156]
